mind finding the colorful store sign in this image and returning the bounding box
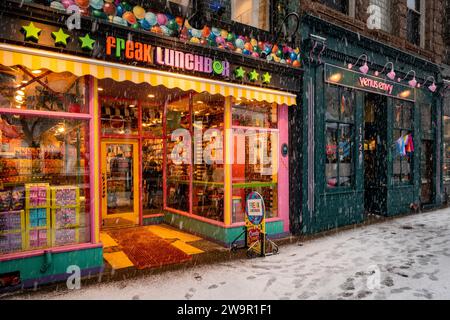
[325,64,415,102]
[245,192,266,256]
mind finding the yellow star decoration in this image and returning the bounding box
[262,72,272,84]
[22,22,41,41]
[52,28,70,46]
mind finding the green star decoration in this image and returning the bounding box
[22,22,41,42]
[262,72,272,84]
[249,69,259,82]
[79,33,96,51]
[235,67,246,79]
[52,28,70,46]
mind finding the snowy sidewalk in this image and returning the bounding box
[9,208,450,300]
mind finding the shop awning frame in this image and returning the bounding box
[0,43,297,106]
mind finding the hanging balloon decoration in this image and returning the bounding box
[42,1,302,67]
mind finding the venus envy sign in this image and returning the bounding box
[359,77,394,94]
[106,36,230,77]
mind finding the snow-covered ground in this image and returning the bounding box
[9,208,450,300]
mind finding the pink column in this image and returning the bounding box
[278,104,290,233]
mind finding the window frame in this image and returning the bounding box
[230,0,270,31]
[324,85,356,191]
[392,101,414,185]
[0,72,95,257]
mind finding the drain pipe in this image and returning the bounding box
[40,250,52,273]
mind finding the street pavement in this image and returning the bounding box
[7,207,450,300]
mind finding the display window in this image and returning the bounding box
[232,98,279,223]
[0,65,88,113]
[325,85,355,189]
[445,116,450,183]
[0,63,92,255]
[97,78,286,225]
[393,100,414,184]
[0,114,91,254]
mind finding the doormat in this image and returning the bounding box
[107,228,192,269]
[103,217,135,229]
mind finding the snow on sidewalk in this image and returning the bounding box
[11,208,450,300]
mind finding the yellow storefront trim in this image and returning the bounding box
[0,43,297,106]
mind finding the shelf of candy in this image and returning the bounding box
[27,229,49,249]
[51,186,80,208]
[0,233,24,254]
[25,183,50,208]
[53,228,77,247]
[0,187,25,212]
[0,210,24,234]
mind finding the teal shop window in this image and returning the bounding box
[393,101,414,184]
[325,85,355,189]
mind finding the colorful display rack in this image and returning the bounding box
[50,186,80,247]
[0,210,25,254]
[24,183,51,250]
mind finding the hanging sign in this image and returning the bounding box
[325,64,416,102]
[245,191,266,256]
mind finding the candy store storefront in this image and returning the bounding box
[0,0,300,287]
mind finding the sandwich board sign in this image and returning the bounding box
[245,191,266,256]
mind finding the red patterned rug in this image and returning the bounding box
[107,228,192,269]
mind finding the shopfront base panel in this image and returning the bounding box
[0,246,103,290]
[304,192,365,235]
[386,186,417,217]
[164,212,285,246]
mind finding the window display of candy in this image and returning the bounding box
[28,229,48,249]
[0,233,23,254]
[11,187,25,210]
[53,207,78,229]
[28,208,48,228]
[52,186,79,207]
[25,183,50,208]
[0,190,12,211]
[0,211,24,232]
[54,228,76,246]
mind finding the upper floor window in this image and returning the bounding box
[407,0,423,46]
[369,0,392,33]
[231,0,269,31]
[318,0,349,14]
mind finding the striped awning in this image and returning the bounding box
[0,43,297,106]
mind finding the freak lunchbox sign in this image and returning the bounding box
[245,191,266,256]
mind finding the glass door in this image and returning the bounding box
[101,140,139,227]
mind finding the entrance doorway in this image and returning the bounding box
[101,140,139,228]
[364,93,388,214]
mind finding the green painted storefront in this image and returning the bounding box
[290,14,443,235]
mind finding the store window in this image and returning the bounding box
[407,0,423,46]
[192,94,224,221]
[318,0,350,14]
[443,93,450,198]
[232,98,278,223]
[0,115,91,254]
[231,0,270,31]
[393,101,414,184]
[369,0,392,33]
[166,93,191,213]
[325,85,355,189]
[0,65,88,113]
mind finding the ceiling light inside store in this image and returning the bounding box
[129,105,135,108]
[21,80,28,84]
[16,90,25,96]
[98,87,104,91]
[148,94,155,98]
[15,95,23,102]
[32,69,42,74]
